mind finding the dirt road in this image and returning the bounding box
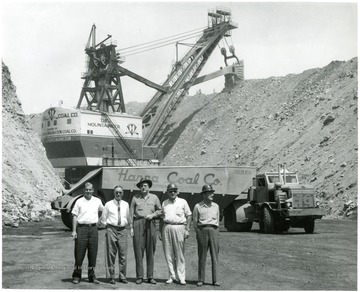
[2,218,357,290]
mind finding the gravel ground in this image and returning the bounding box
[2,218,357,290]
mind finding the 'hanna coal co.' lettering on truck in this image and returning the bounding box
[115,168,223,190]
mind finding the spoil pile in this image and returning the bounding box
[2,62,64,227]
[163,58,358,219]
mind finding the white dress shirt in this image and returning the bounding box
[101,199,129,227]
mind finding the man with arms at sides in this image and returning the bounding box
[193,184,221,287]
[101,185,130,284]
[71,182,104,285]
[159,183,192,285]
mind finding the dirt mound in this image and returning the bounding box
[2,62,64,227]
[163,58,358,219]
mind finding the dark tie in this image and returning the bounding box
[118,203,121,226]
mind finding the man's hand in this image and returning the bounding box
[71,231,77,240]
[130,228,134,237]
[184,229,190,240]
[145,214,153,220]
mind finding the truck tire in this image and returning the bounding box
[263,206,274,234]
[224,204,253,232]
[278,220,291,232]
[61,210,73,229]
[304,218,315,233]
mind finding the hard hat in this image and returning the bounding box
[275,182,282,188]
[201,185,215,194]
[167,183,178,191]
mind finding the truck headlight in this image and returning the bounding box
[286,202,292,208]
[315,200,320,207]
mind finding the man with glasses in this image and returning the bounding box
[159,183,192,285]
[129,178,162,284]
[71,182,104,284]
[101,185,130,284]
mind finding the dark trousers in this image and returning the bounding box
[196,226,219,283]
[133,218,157,279]
[105,226,127,280]
[72,225,98,280]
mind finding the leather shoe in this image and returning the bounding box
[89,278,99,284]
[109,279,116,285]
[197,281,203,287]
[148,278,157,284]
[136,278,143,284]
[213,282,220,286]
[179,280,186,285]
[72,278,80,284]
[166,278,174,284]
[119,279,128,284]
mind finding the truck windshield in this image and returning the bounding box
[267,175,298,184]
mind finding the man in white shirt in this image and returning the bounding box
[101,185,130,284]
[71,182,104,284]
[159,183,192,285]
[193,184,220,287]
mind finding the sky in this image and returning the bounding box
[1,1,358,114]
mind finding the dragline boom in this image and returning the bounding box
[141,8,238,147]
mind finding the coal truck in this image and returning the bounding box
[224,164,324,233]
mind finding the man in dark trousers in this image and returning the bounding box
[193,184,221,287]
[129,178,162,284]
[71,182,104,284]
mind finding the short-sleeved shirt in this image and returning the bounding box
[101,199,130,227]
[193,201,220,227]
[162,197,192,224]
[130,193,162,220]
[72,196,104,224]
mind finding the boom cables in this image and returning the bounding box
[119,26,206,57]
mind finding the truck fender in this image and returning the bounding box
[65,195,84,213]
[232,200,256,223]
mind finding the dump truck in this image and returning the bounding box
[51,165,257,231]
[224,164,324,234]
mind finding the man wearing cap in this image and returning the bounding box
[159,184,192,285]
[129,178,162,284]
[193,185,220,287]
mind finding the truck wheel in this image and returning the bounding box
[263,206,274,234]
[61,210,73,229]
[224,204,253,232]
[304,218,315,233]
[258,210,265,232]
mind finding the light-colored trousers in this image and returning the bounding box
[162,224,186,282]
[104,226,127,280]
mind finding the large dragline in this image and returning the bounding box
[41,7,243,186]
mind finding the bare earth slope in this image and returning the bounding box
[2,62,64,227]
[163,58,358,219]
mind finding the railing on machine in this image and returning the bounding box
[101,113,138,166]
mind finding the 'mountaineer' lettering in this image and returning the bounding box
[118,169,159,183]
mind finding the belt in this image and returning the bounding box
[77,223,97,227]
[107,224,126,230]
[199,224,218,228]
[165,222,186,225]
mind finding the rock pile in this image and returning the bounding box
[163,58,358,219]
[2,62,64,227]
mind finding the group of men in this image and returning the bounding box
[71,178,220,287]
